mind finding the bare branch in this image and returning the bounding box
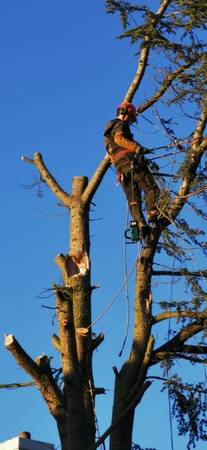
[21,155,35,164]
[81,154,111,206]
[175,354,207,364]
[151,321,205,365]
[55,254,68,285]
[175,179,207,199]
[33,152,71,207]
[126,335,154,405]
[153,352,207,365]
[0,381,35,389]
[124,41,151,102]
[192,99,207,148]
[5,334,43,380]
[182,344,207,355]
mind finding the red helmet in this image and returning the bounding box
[117,101,137,121]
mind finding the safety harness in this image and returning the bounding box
[104,121,143,242]
[104,119,136,164]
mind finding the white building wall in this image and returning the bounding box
[0,435,54,450]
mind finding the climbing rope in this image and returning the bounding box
[164,228,180,450]
[118,203,131,357]
[88,253,138,330]
[118,203,142,357]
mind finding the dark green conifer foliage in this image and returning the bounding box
[105,2,207,449]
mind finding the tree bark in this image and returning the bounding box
[110,229,159,450]
[54,175,96,450]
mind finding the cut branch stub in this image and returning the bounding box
[91,332,105,351]
[55,290,80,381]
[51,334,61,352]
[21,155,34,164]
[5,334,42,381]
[5,334,64,418]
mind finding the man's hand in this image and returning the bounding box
[135,144,151,155]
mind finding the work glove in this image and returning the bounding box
[134,143,144,155]
[142,147,151,155]
[135,144,152,156]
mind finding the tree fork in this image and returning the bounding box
[109,336,154,450]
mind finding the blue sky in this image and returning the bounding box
[1,1,207,449]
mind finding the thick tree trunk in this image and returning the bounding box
[110,229,160,450]
[11,153,110,450]
[55,175,96,450]
[57,415,88,450]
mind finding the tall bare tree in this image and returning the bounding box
[4,1,207,449]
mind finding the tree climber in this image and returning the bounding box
[104,101,160,237]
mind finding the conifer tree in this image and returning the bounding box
[4,1,207,449]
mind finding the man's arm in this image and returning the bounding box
[114,131,143,153]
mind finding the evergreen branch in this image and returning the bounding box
[169,97,207,218]
[192,99,207,147]
[153,310,207,325]
[153,352,207,365]
[152,270,207,277]
[150,320,205,365]
[171,182,207,199]
[137,60,197,114]
[124,0,172,101]
[176,355,207,364]
[181,344,207,355]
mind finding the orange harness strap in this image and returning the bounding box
[111,148,135,164]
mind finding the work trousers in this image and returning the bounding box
[115,156,159,224]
